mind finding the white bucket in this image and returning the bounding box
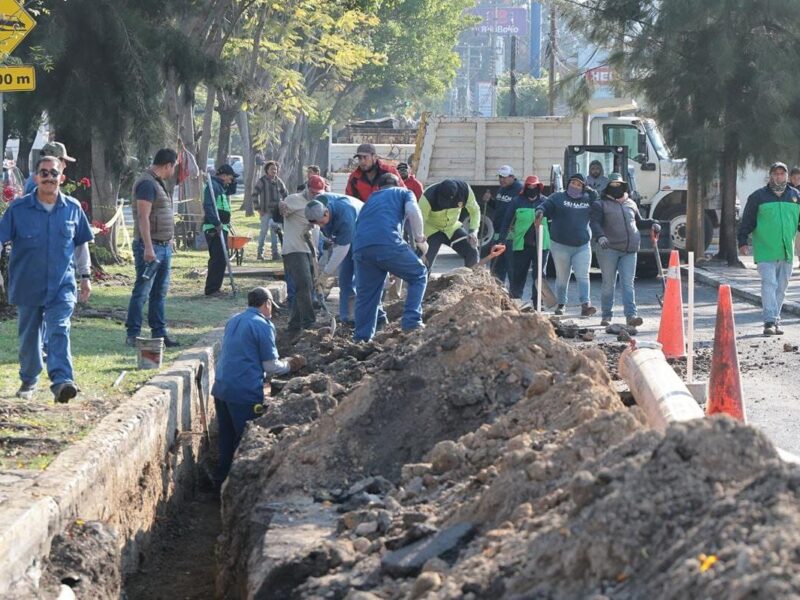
[136,337,164,370]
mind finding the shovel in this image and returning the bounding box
[307,236,337,337]
[651,229,665,307]
[205,171,237,297]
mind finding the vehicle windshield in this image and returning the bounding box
[644,120,672,160]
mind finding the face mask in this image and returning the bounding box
[567,185,583,199]
[524,188,539,199]
[606,186,625,199]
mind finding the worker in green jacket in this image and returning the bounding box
[203,164,237,296]
[738,161,800,336]
[418,179,481,271]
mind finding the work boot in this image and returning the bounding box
[764,323,777,336]
[162,336,181,348]
[52,382,78,404]
[554,304,565,316]
[581,303,597,317]
[125,336,137,348]
[600,317,611,327]
[775,324,785,335]
[626,316,644,327]
[16,382,36,400]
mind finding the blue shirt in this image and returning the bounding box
[0,192,93,306]
[539,190,592,247]
[133,179,159,202]
[353,187,416,253]
[317,194,363,246]
[23,174,36,195]
[494,180,524,234]
[211,307,280,405]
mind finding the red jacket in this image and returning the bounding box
[346,160,404,202]
[403,175,424,200]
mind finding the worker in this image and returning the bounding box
[397,162,424,199]
[346,143,404,201]
[304,193,364,326]
[586,160,610,196]
[484,165,522,286]
[418,179,481,271]
[497,175,550,303]
[211,286,306,484]
[202,164,237,296]
[352,173,427,342]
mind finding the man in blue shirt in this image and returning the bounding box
[304,193,363,325]
[211,286,307,484]
[352,174,428,342]
[0,156,94,403]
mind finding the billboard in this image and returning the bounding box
[470,6,528,36]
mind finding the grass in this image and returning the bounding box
[0,199,284,469]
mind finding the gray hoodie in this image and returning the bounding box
[586,161,609,195]
[590,194,656,253]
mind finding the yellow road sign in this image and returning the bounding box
[0,0,35,56]
[0,65,34,91]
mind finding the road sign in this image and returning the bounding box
[0,65,33,91]
[0,0,35,56]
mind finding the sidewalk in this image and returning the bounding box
[688,254,800,318]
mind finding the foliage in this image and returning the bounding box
[496,72,550,117]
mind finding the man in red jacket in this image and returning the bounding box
[397,162,424,200]
[346,143,404,202]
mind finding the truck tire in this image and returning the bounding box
[660,205,713,252]
[464,215,494,249]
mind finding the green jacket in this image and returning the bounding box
[202,176,232,233]
[738,185,800,263]
[419,181,481,238]
[498,196,550,251]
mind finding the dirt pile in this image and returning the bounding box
[217,268,800,599]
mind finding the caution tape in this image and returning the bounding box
[90,204,124,236]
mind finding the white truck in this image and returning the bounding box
[414,107,719,251]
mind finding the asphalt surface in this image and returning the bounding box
[431,250,800,456]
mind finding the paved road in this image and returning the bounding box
[430,250,800,456]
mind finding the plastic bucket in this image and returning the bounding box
[136,337,164,370]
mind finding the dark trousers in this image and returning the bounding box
[204,229,228,295]
[283,252,316,331]
[214,398,260,484]
[510,246,550,302]
[425,227,479,271]
[491,240,512,285]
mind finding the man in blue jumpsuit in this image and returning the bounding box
[211,286,307,485]
[304,194,363,325]
[0,156,94,403]
[352,173,428,342]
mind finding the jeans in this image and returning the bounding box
[337,248,356,321]
[125,240,173,338]
[283,252,316,331]
[510,246,550,302]
[18,299,75,390]
[204,229,228,295]
[214,398,260,484]
[490,240,512,285]
[549,240,592,305]
[257,215,281,258]
[596,247,637,319]
[757,260,793,324]
[354,245,427,341]
[425,228,479,271]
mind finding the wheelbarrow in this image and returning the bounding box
[227,235,252,266]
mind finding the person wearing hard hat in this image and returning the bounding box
[738,162,800,336]
[590,172,661,327]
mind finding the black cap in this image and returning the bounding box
[568,173,586,185]
[217,164,238,178]
[247,286,280,311]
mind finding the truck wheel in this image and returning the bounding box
[660,206,713,252]
[464,215,494,249]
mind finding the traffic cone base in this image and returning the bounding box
[657,250,686,358]
[706,284,745,421]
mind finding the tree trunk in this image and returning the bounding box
[90,129,122,263]
[216,107,237,167]
[685,164,704,257]
[198,83,216,171]
[236,109,255,215]
[717,136,740,266]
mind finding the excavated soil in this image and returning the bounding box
[216,268,800,599]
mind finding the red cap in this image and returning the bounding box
[521,175,544,193]
[308,174,326,193]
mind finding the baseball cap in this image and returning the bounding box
[308,174,326,193]
[770,162,788,174]
[355,143,377,157]
[497,165,514,177]
[40,142,76,162]
[247,286,280,311]
[216,164,238,178]
[305,200,327,222]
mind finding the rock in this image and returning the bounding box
[345,476,394,498]
[526,371,553,396]
[345,592,382,600]
[355,521,379,536]
[353,537,371,553]
[384,496,402,512]
[402,512,429,527]
[411,572,442,598]
[376,510,392,533]
[512,502,534,522]
[402,463,433,481]
[430,440,465,474]
[381,523,475,578]
[422,557,449,573]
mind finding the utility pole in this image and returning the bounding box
[548,4,556,115]
[509,36,518,116]
[490,0,498,117]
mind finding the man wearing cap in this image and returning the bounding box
[352,173,427,342]
[590,173,661,327]
[211,286,307,485]
[346,143,404,202]
[305,193,364,325]
[484,165,522,285]
[738,162,800,336]
[297,165,323,192]
[23,142,77,195]
[535,173,597,317]
[0,156,94,403]
[418,179,481,270]
[202,164,237,296]
[252,160,288,261]
[125,149,180,347]
[497,175,550,303]
[397,162,423,200]
[279,174,326,332]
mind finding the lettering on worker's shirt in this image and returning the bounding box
[563,200,590,209]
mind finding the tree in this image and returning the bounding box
[496,73,549,117]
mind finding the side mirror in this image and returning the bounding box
[638,132,648,157]
[641,162,657,172]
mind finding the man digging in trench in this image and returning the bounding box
[211,287,307,486]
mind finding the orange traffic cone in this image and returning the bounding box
[657,250,686,358]
[706,284,745,421]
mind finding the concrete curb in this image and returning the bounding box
[688,266,800,318]
[0,282,286,596]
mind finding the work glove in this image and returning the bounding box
[597,236,610,249]
[467,232,479,248]
[416,240,429,256]
[492,233,500,242]
[287,355,307,372]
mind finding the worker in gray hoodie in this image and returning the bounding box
[590,173,661,327]
[586,160,609,196]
